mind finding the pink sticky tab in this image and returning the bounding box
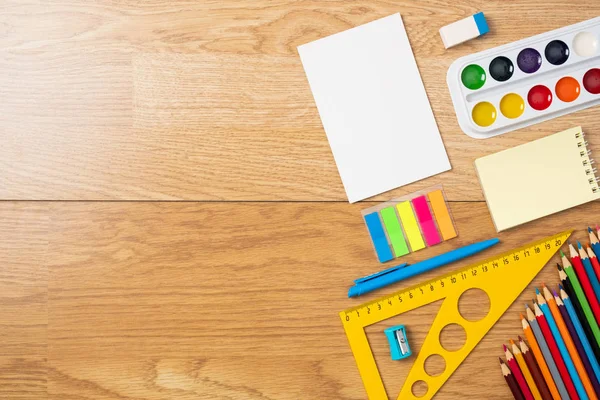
[411,196,441,246]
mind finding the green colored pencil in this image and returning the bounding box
[561,251,600,347]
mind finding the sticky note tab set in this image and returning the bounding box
[362,187,458,263]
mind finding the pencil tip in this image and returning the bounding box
[499,357,503,364]
[560,250,565,257]
[518,335,523,342]
[520,313,524,319]
[558,283,564,290]
[525,303,530,309]
[535,287,540,295]
[589,227,593,233]
[502,344,507,352]
[553,289,559,296]
[578,241,583,249]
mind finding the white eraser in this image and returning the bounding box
[439,12,489,49]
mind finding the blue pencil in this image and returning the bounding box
[561,286,600,388]
[536,288,588,399]
[579,242,600,304]
[590,227,600,262]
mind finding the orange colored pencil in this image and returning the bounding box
[543,285,597,400]
[511,339,543,400]
[521,315,561,400]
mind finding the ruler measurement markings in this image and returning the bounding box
[343,233,565,324]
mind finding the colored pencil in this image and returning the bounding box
[535,286,589,399]
[522,315,561,400]
[505,343,535,400]
[561,287,600,391]
[519,336,553,400]
[579,242,600,305]
[568,244,600,324]
[558,263,600,359]
[512,339,543,400]
[547,287,599,399]
[592,227,600,258]
[527,305,570,400]
[587,245,600,285]
[502,357,526,400]
[552,291,600,399]
[562,252,600,347]
[534,301,578,399]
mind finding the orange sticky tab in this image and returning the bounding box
[427,190,457,240]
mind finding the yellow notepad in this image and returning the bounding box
[475,126,600,231]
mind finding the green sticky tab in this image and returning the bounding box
[380,207,409,257]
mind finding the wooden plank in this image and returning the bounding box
[1,1,600,200]
[28,201,596,399]
[0,204,48,399]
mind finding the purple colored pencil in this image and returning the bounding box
[555,289,600,396]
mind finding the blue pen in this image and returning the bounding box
[561,286,600,385]
[537,289,588,400]
[348,238,499,298]
[578,241,600,304]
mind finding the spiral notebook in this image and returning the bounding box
[475,126,599,231]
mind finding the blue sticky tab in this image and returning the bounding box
[364,212,393,263]
[473,12,489,35]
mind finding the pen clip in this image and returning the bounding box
[354,263,409,284]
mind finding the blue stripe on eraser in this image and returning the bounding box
[364,212,394,263]
[473,12,489,35]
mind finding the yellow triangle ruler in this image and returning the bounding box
[340,230,572,399]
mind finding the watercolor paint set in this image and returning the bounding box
[448,17,600,139]
[362,187,457,263]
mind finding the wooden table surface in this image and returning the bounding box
[2,1,600,399]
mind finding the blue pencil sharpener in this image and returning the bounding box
[384,325,412,360]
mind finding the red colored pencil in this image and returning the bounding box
[505,344,534,400]
[534,302,579,399]
[502,357,526,400]
[569,243,600,321]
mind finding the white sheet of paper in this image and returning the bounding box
[298,13,451,203]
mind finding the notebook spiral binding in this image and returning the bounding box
[576,131,600,193]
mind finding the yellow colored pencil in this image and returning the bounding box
[511,339,543,400]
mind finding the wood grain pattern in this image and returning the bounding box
[2,201,599,398]
[3,1,600,399]
[2,1,600,200]
[0,204,48,399]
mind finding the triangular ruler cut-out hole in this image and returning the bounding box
[366,300,443,398]
[340,231,572,400]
